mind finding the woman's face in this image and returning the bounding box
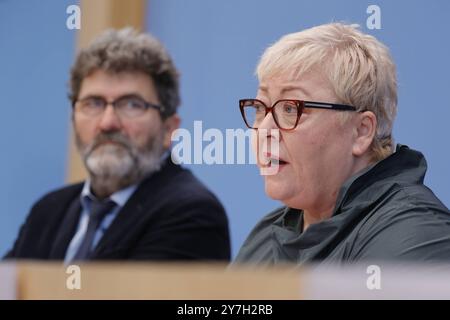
[254,70,358,214]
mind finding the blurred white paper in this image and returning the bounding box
[0,264,16,300]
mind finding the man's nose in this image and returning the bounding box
[98,104,122,131]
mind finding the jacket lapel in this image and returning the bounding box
[91,158,179,258]
[48,185,83,259]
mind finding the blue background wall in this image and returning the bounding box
[0,0,75,255]
[147,0,450,257]
[0,0,448,258]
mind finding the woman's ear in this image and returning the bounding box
[352,111,377,157]
[163,114,181,149]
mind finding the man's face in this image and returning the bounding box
[255,70,357,213]
[73,69,174,192]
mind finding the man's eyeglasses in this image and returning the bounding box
[239,99,358,130]
[73,94,165,118]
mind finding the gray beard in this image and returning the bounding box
[75,130,165,198]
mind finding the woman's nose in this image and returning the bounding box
[258,111,278,131]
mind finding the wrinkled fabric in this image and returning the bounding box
[235,145,450,265]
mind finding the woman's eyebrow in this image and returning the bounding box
[258,84,311,97]
[258,85,268,92]
[280,85,311,97]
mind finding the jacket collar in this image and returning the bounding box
[332,144,427,215]
[271,144,428,263]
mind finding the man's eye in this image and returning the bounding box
[120,98,145,110]
[83,98,104,108]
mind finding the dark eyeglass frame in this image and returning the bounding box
[239,98,358,131]
[72,94,166,118]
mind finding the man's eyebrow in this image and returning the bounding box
[78,92,146,100]
[78,94,105,100]
[115,93,147,100]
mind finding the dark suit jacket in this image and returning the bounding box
[4,158,231,261]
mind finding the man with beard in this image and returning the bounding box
[4,28,231,262]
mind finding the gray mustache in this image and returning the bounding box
[88,132,132,154]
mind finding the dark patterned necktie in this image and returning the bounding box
[72,199,116,261]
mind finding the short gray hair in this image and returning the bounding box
[69,27,180,117]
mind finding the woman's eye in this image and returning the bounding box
[283,104,296,114]
[255,104,265,113]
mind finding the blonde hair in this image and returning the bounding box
[257,23,397,161]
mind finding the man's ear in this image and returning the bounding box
[162,114,181,149]
[352,111,377,157]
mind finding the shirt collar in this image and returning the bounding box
[80,180,138,208]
